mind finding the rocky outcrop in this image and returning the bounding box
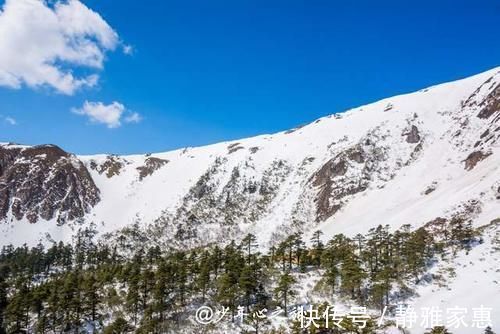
[151,156,292,244]
[459,79,500,151]
[249,147,260,154]
[404,125,421,144]
[0,144,100,223]
[423,181,438,195]
[137,156,169,180]
[227,143,245,154]
[464,150,492,171]
[89,155,124,178]
[477,83,500,119]
[310,145,373,222]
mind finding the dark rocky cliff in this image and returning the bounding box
[0,144,100,224]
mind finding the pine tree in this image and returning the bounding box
[0,274,7,334]
[216,272,239,322]
[103,317,131,334]
[275,242,288,272]
[82,273,101,322]
[153,260,172,324]
[274,272,296,317]
[311,230,323,249]
[172,251,189,305]
[340,251,365,301]
[5,276,31,333]
[60,271,83,332]
[242,234,258,265]
[291,233,305,268]
[239,264,257,312]
[321,233,352,295]
[46,281,62,332]
[404,227,433,283]
[310,230,324,268]
[139,267,155,313]
[30,286,46,329]
[353,233,366,256]
[196,251,211,302]
[449,217,475,252]
[126,263,141,326]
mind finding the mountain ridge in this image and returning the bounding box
[0,65,499,250]
[2,66,500,333]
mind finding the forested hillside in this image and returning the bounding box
[1,216,496,333]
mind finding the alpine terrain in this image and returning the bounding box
[1,67,499,334]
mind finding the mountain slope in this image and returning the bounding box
[1,66,500,334]
[0,144,99,223]
[1,67,499,249]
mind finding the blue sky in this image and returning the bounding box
[0,0,499,155]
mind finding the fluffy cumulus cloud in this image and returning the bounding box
[72,101,141,128]
[0,0,119,95]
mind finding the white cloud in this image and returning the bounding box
[123,44,134,55]
[72,101,141,128]
[125,112,142,123]
[72,101,124,128]
[1,115,17,125]
[0,0,119,95]
[5,116,17,125]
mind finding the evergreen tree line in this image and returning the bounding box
[0,217,483,333]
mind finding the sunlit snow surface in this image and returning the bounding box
[1,67,500,333]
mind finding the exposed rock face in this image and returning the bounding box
[310,144,372,222]
[0,144,100,223]
[464,150,492,171]
[137,157,169,180]
[227,143,244,154]
[477,83,500,119]
[423,181,438,195]
[249,147,259,154]
[404,125,421,143]
[462,81,500,150]
[89,155,124,178]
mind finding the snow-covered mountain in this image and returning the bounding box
[1,66,500,334]
[2,66,499,249]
